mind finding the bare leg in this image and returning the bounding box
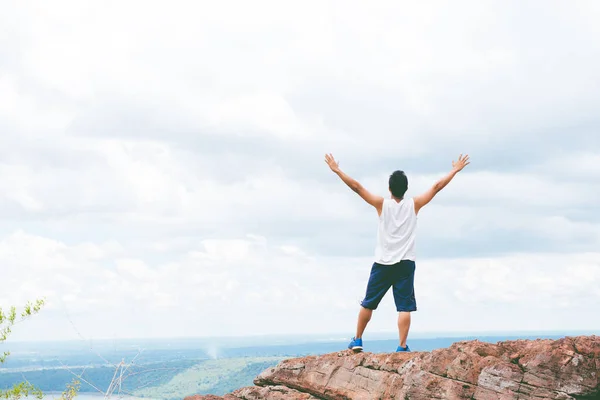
[355,306,373,339]
[398,312,411,348]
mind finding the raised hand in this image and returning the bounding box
[452,154,470,172]
[324,153,341,173]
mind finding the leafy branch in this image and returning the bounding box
[59,379,81,400]
[0,299,45,400]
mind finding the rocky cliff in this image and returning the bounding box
[185,335,599,400]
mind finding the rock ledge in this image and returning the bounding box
[185,335,599,399]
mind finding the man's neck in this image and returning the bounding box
[391,195,404,203]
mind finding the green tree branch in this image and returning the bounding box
[0,299,46,400]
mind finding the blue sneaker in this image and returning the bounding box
[396,345,410,352]
[348,337,363,352]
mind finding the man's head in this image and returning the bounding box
[389,170,408,199]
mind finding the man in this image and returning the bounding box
[324,153,470,352]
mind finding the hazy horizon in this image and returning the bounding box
[8,329,598,345]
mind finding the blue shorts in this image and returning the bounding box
[360,260,417,312]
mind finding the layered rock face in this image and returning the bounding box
[185,335,599,399]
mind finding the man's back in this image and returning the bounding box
[324,153,470,353]
[374,198,417,265]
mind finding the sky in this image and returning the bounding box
[1,0,599,342]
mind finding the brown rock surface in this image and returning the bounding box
[184,385,320,400]
[184,335,599,400]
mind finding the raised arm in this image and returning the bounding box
[325,153,384,215]
[413,154,470,214]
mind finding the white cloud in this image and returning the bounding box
[531,152,600,180]
[3,231,599,342]
[1,0,599,341]
[0,75,75,135]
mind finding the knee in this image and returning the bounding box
[360,305,374,319]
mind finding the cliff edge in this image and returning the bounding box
[185,335,599,399]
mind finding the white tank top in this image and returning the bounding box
[374,197,418,264]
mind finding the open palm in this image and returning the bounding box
[324,153,340,173]
[452,154,470,172]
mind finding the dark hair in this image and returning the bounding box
[389,170,408,198]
